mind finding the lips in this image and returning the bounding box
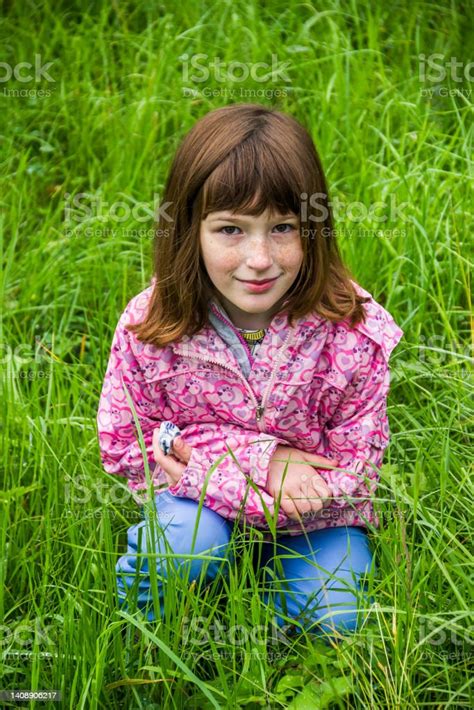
[239,277,278,285]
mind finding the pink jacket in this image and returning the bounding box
[97,278,404,536]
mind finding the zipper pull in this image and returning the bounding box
[256,404,265,422]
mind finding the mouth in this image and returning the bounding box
[237,276,280,293]
[237,277,279,285]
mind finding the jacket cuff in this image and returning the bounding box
[316,457,377,503]
[167,446,211,497]
[247,436,283,489]
[167,435,285,497]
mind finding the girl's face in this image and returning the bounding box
[200,207,304,330]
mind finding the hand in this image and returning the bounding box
[266,446,337,522]
[152,430,193,487]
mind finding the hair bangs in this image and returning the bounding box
[200,134,304,220]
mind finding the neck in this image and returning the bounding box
[212,295,281,330]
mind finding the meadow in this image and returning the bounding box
[1,0,473,707]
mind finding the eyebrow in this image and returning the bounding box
[207,213,299,223]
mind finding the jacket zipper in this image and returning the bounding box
[209,303,257,364]
[175,310,295,429]
[175,349,267,430]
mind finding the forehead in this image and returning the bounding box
[203,209,298,222]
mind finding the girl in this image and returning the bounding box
[97,103,404,637]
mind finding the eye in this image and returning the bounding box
[273,223,296,233]
[220,225,242,236]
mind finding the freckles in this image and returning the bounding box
[278,242,303,266]
[220,255,238,269]
[206,248,239,275]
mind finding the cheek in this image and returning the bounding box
[203,243,240,277]
[278,241,304,269]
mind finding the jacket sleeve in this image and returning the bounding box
[165,422,292,529]
[97,308,292,527]
[315,338,398,508]
[96,307,160,489]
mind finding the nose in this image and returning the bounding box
[245,236,273,271]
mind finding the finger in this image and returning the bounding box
[295,476,325,515]
[308,496,324,515]
[152,428,162,458]
[166,456,186,480]
[310,479,331,507]
[298,481,324,515]
[298,475,324,511]
[308,455,338,467]
[153,442,186,480]
[278,494,300,521]
[307,488,330,512]
[172,437,192,463]
[290,488,315,516]
[285,492,313,521]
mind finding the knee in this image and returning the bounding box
[156,492,233,558]
[117,493,234,583]
[266,577,371,638]
[302,583,372,638]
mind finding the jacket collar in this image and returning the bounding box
[170,293,332,379]
[208,294,291,331]
[172,297,297,367]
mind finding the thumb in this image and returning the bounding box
[172,437,192,462]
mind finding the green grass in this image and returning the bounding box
[1,0,473,707]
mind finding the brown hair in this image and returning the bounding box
[128,103,369,346]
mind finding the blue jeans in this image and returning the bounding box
[116,491,374,637]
